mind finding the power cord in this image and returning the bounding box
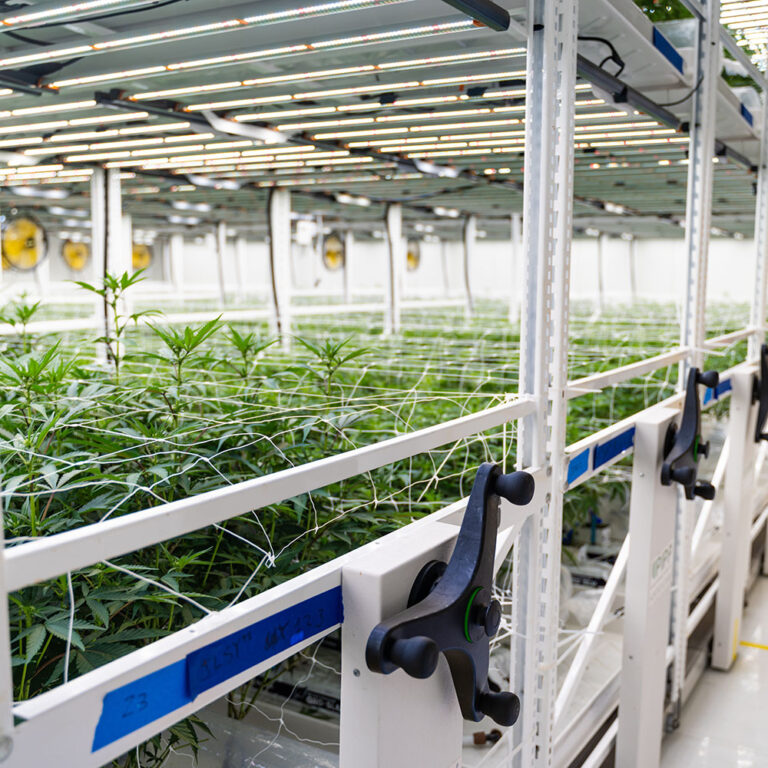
[578,35,626,77]
[657,75,705,107]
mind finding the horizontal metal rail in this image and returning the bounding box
[4,397,534,592]
[567,348,687,399]
[0,300,466,337]
[565,358,747,491]
[9,487,540,767]
[567,328,748,401]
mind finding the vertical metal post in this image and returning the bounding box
[121,214,133,317]
[344,230,353,305]
[509,212,522,324]
[234,235,247,304]
[749,96,768,361]
[596,233,606,313]
[616,408,679,768]
[671,0,720,723]
[681,0,720,374]
[169,233,184,299]
[512,1,577,765]
[0,506,14,763]
[385,203,403,335]
[712,370,758,669]
[215,221,227,307]
[90,167,123,355]
[33,234,51,297]
[268,189,292,348]
[463,214,476,318]
[629,237,638,304]
[441,239,451,297]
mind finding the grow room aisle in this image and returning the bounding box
[661,577,768,768]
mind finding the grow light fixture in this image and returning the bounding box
[335,193,372,206]
[413,159,459,178]
[2,1,411,69]
[190,70,524,112]
[8,186,68,200]
[186,175,241,190]
[131,49,522,102]
[47,20,476,89]
[168,215,202,226]
[1,0,132,27]
[172,200,213,213]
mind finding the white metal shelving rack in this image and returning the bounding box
[0,1,768,767]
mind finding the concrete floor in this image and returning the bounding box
[661,576,768,767]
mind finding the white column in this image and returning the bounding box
[268,189,292,347]
[385,203,404,335]
[440,239,450,297]
[463,215,475,318]
[343,230,353,305]
[509,212,522,324]
[712,370,759,669]
[169,233,184,299]
[90,167,123,344]
[34,235,51,296]
[121,214,133,316]
[749,95,768,360]
[215,221,227,307]
[120,214,132,275]
[596,233,606,313]
[629,237,638,304]
[234,235,247,304]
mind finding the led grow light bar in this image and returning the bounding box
[0,112,149,136]
[47,20,476,89]
[0,0,134,28]
[130,48,524,102]
[0,1,412,68]
[185,70,526,112]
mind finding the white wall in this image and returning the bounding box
[3,233,757,308]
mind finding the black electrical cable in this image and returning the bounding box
[578,35,626,77]
[5,30,49,46]
[656,74,705,107]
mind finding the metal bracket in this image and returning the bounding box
[365,463,534,726]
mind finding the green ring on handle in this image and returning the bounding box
[464,587,482,643]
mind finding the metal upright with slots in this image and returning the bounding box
[0,1,767,767]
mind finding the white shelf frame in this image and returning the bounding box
[1,1,768,767]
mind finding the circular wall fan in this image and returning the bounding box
[323,231,345,271]
[406,239,421,272]
[132,243,153,270]
[1,215,47,271]
[62,239,90,272]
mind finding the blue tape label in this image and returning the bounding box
[187,586,343,698]
[593,427,636,470]
[567,449,590,485]
[652,27,684,74]
[92,585,343,753]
